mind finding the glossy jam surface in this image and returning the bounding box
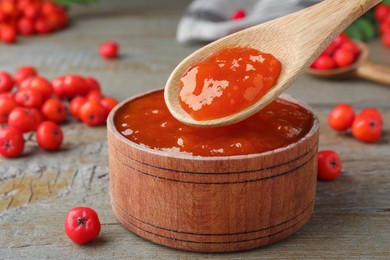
[179,47,282,120]
[115,90,314,157]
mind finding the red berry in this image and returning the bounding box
[0,96,18,123]
[17,17,35,36]
[14,88,43,108]
[332,33,351,47]
[31,107,44,126]
[374,3,390,22]
[0,127,24,158]
[63,75,89,98]
[64,207,101,245]
[311,54,335,70]
[333,48,355,68]
[0,71,14,93]
[52,76,66,99]
[0,24,17,43]
[36,121,63,151]
[41,2,62,16]
[41,98,66,124]
[14,66,37,86]
[45,13,61,31]
[379,18,390,34]
[100,97,118,114]
[35,17,53,34]
[79,99,108,126]
[86,90,103,101]
[99,41,119,59]
[8,107,40,133]
[339,41,360,57]
[27,76,53,100]
[358,108,383,127]
[69,96,86,120]
[317,150,342,181]
[85,77,101,93]
[23,3,41,20]
[352,113,383,143]
[328,104,355,132]
[231,9,246,20]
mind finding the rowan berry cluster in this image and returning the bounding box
[0,66,118,158]
[0,0,68,44]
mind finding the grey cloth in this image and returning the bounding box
[177,0,321,43]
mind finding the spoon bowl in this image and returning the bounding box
[164,0,381,127]
[307,41,390,85]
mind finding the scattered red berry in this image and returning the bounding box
[64,207,101,245]
[8,107,40,133]
[99,41,119,59]
[14,88,44,108]
[0,0,69,44]
[52,76,66,99]
[374,3,390,49]
[0,68,118,158]
[79,99,108,126]
[0,127,25,158]
[231,9,246,20]
[328,104,355,132]
[0,24,17,43]
[100,97,118,114]
[17,17,35,36]
[69,96,86,120]
[36,121,63,151]
[85,77,101,93]
[41,98,66,124]
[352,112,383,143]
[86,90,103,101]
[63,75,89,98]
[0,71,14,93]
[14,66,37,86]
[317,150,342,181]
[0,96,18,123]
[27,76,53,100]
[359,108,383,127]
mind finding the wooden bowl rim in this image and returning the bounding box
[306,41,369,77]
[107,88,319,162]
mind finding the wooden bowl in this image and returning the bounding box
[107,90,319,253]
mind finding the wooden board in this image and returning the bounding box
[0,0,389,258]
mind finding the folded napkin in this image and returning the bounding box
[177,0,321,43]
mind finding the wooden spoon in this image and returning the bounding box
[307,41,390,85]
[164,0,381,127]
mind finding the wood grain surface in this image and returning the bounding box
[0,0,389,259]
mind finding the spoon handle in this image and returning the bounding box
[355,60,390,87]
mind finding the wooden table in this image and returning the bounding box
[1,0,389,258]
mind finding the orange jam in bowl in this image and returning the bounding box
[114,90,314,157]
